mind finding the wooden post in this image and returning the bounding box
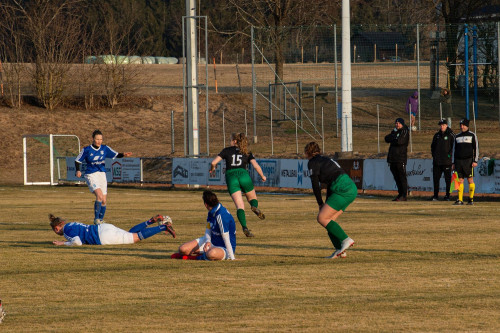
[220,50,223,64]
[315,46,318,63]
[353,45,356,63]
[396,43,398,62]
[213,57,218,93]
[301,46,304,64]
[414,43,416,61]
[374,44,377,62]
[241,48,244,63]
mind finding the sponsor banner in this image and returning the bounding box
[336,159,364,189]
[250,159,279,187]
[109,158,142,182]
[279,159,311,189]
[363,159,434,191]
[207,160,226,186]
[172,158,210,185]
[65,157,141,182]
[495,160,500,193]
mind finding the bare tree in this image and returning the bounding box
[8,0,84,110]
[434,0,486,88]
[227,0,338,83]
[0,3,28,108]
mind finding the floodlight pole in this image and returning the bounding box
[186,0,199,156]
[341,0,353,152]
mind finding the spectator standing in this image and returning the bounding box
[385,118,410,201]
[430,119,455,201]
[452,119,479,205]
[406,91,419,131]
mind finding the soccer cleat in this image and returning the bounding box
[251,206,265,220]
[0,299,5,324]
[149,214,164,225]
[392,196,401,201]
[443,196,451,201]
[393,197,407,202]
[326,237,355,259]
[243,227,254,237]
[467,199,474,205]
[428,196,439,201]
[453,200,464,205]
[159,216,176,238]
[94,218,104,225]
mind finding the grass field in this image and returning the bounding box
[0,186,499,332]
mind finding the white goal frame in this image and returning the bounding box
[23,134,80,185]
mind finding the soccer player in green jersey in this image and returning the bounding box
[305,142,356,259]
[210,133,266,237]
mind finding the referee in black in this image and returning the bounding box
[385,118,410,201]
[452,118,479,205]
[430,119,455,201]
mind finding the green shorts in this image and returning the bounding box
[225,168,254,195]
[325,174,358,212]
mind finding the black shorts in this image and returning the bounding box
[454,158,473,179]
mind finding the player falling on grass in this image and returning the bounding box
[173,190,236,260]
[305,142,356,259]
[209,133,266,238]
[75,129,132,225]
[49,214,175,246]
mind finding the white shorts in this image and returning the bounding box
[98,224,134,245]
[196,236,229,260]
[84,172,108,195]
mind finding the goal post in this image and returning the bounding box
[23,134,81,185]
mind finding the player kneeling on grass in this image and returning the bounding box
[173,190,236,261]
[50,214,175,246]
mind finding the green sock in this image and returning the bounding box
[237,209,247,229]
[327,231,342,249]
[250,199,258,208]
[325,221,348,242]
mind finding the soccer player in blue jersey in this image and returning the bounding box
[175,190,236,260]
[50,214,175,246]
[75,129,132,224]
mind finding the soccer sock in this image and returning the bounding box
[137,225,165,240]
[94,201,102,220]
[458,183,464,201]
[237,209,247,228]
[469,183,475,200]
[325,221,348,242]
[250,199,258,208]
[327,231,342,250]
[129,221,149,233]
[99,205,107,220]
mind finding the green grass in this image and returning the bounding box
[0,186,499,332]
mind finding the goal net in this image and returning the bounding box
[23,134,81,185]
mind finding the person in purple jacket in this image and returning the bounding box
[405,91,419,131]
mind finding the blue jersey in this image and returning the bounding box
[75,145,118,174]
[207,203,236,252]
[63,222,101,246]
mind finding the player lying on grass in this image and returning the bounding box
[172,190,236,260]
[49,214,175,246]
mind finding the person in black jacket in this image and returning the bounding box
[452,118,479,205]
[385,118,410,201]
[430,119,455,201]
